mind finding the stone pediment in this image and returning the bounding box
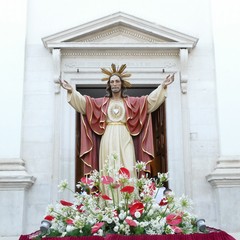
[67,26,167,44]
[42,12,198,51]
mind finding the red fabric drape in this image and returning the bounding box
[19,229,236,240]
[80,96,154,174]
[19,234,104,240]
[105,231,236,240]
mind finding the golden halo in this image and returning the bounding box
[101,63,132,88]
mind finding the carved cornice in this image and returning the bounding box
[0,158,26,171]
[0,175,36,190]
[0,158,36,190]
[206,158,240,188]
[62,50,179,57]
[46,42,195,51]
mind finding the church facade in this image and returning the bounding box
[0,1,240,239]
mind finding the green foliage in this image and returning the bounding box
[133,226,145,235]
[47,229,62,237]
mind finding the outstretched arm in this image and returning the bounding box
[147,73,175,113]
[59,79,86,114]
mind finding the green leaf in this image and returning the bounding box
[47,229,62,237]
[134,226,145,235]
[81,224,92,236]
[66,229,82,236]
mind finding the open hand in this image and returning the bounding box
[162,73,175,89]
[59,79,73,93]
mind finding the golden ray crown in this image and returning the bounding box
[101,63,132,88]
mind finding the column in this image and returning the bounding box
[0,1,35,239]
[206,0,240,233]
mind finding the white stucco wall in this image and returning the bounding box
[211,0,240,156]
[0,0,27,158]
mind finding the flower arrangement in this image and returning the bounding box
[36,156,202,239]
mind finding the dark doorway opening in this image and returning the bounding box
[75,86,168,185]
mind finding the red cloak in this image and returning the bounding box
[80,96,154,175]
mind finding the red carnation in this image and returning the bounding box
[125,218,137,227]
[149,182,156,191]
[60,200,73,206]
[44,215,55,221]
[119,167,130,178]
[113,210,118,217]
[91,222,105,234]
[112,183,120,189]
[166,213,182,226]
[130,202,144,216]
[81,177,93,185]
[101,176,114,184]
[65,218,74,225]
[76,204,84,213]
[101,194,112,200]
[159,198,168,206]
[120,185,134,193]
[171,225,183,234]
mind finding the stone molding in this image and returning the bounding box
[0,158,36,190]
[61,50,179,56]
[0,158,26,171]
[206,156,240,188]
[45,42,196,51]
[42,12,198,51]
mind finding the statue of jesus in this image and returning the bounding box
[60,64,174,179]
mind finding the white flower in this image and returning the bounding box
[119,224,124,230]
[135,161,147,172]
[157,172,169,183]
[97,229,104,236]
[147,209,154,216]
[113,226,119,232]
[107,218,113,224]
[112,152,119,161]
[58,179,68,192]
[66,225,77,232]
[113,217,119,223]
[139,221,149,228]
[179,194,193,209]
[134,211,141,218]
[119,211,126,220]
[46,204,54,213]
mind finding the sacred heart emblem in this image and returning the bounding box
[113,108,119,115]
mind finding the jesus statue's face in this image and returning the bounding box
[109,75,122,94]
